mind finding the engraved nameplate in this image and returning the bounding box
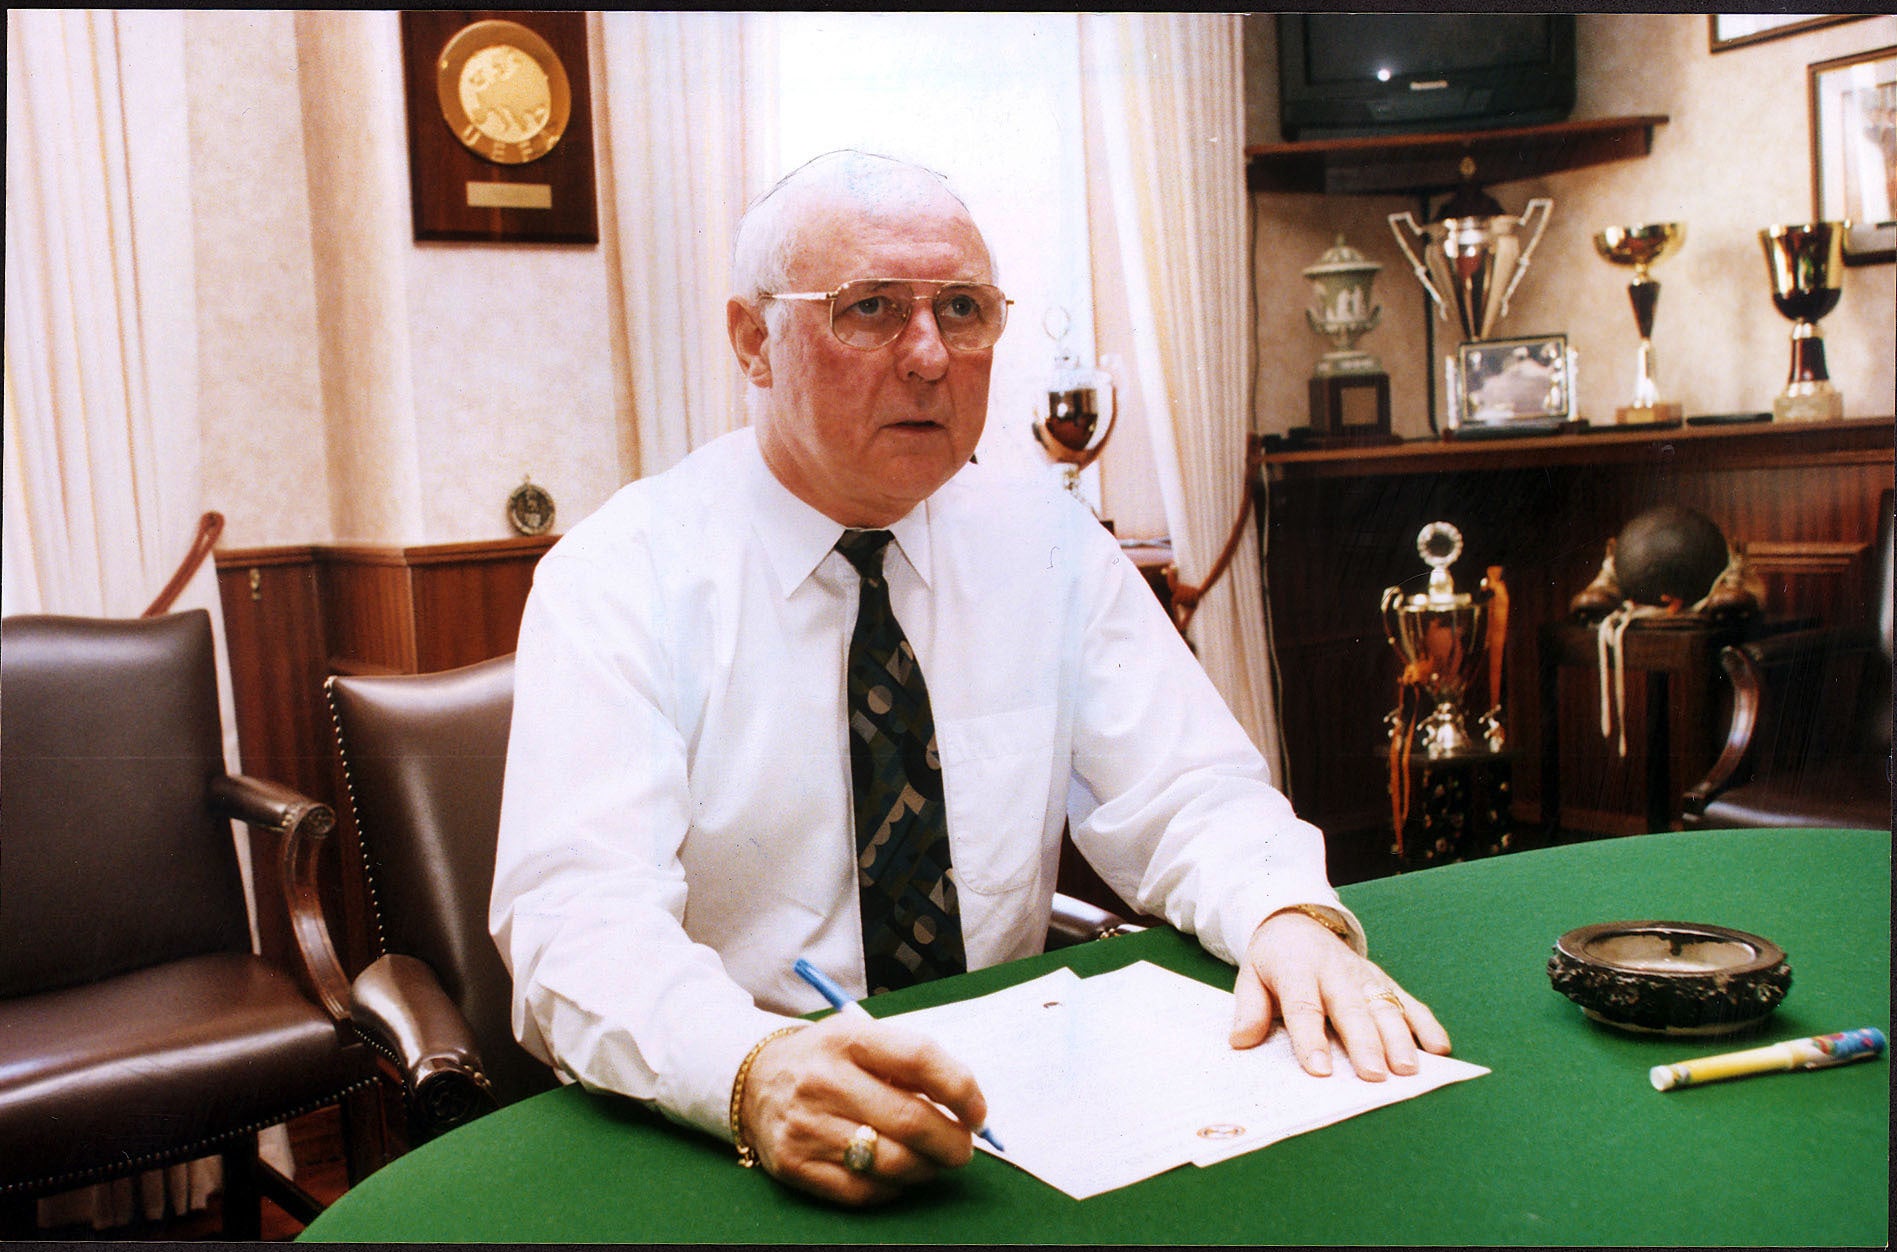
[467,182,553,210]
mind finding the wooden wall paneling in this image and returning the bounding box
[318,547,421,677]
[407,536,555,672]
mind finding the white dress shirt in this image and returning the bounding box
[491,427,1361,1140]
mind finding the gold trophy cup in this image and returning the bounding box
[1760,222,1848,422]
[1594,223,1685,424]
[1381,522,1498,760]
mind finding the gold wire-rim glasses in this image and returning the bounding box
[762,278,1012,352]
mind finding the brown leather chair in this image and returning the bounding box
[320,655,551,1143]
[0,610,379,1238]
[1683,495,1893,831]
[316,653,1135,1144]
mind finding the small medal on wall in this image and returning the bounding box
[400,10,599,243]
[507,476,555,536]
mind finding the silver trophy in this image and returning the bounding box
[1388,198,1554,343]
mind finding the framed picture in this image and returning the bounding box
[1455,334,1571,425]
[1709,14,1861,53]
[1809,46,1897,266]
[399,10,599,243]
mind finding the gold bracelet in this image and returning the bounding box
[1278,903,1353,941]
[729,1024,805,1168]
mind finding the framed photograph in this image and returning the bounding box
[1809,46,1897,266]
[1709,14,1861,53]
[399,10,599,243]
[1456,334,1572,425]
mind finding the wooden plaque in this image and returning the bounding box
[400,10,599,243]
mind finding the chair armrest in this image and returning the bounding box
[210,773,353,1023]
[350,954,499,1140]
[1684,624,1888,817]
[1683,644,1764,817]
[1738,623,1881,669]
[1047,891,1141,949]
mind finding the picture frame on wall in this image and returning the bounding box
[1809,45,1897,266]
[1709,14,1861,53]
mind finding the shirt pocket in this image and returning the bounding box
[934,703,1058,896]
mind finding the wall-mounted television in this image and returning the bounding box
[1277,13,1576,141]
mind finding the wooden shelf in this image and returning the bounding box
[1245,115,1669,198]
[1259,416,1894,481]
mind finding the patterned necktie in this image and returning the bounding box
[836,529,966,993]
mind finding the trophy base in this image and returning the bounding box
[1773,384,1844,422]
[1309,373,1391,440]
[1614,402,1682,425]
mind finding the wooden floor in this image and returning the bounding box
[19,1107,353,1242]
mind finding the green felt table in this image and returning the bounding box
[301,828,1890,1245]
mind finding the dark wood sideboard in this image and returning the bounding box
[1257,417,1894,879]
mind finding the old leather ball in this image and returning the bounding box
[1613,505,1729,607]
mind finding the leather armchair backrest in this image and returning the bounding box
[328,654,552,1106]
[0,611,250,998]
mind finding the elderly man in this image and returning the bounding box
[491,150,1449,1206]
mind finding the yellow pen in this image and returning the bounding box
[1650,1027,1886,1092]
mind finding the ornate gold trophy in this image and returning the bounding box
[1382,522,1511,865]
[1593,223,1685,424]
[1382,523,1500,761]
[1760,222,1848,421]
[1032,308,1116,509]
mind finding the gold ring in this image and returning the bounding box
[1368,987,1403,1008]
[842,1123,878,1174]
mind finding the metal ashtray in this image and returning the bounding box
[1547,920,1792,1036]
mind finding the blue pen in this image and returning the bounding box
[792,958,1006,1152]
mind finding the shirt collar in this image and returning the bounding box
[747,433,935,595]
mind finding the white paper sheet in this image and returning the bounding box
[889,960,1488,1199]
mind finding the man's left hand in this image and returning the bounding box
[1228,908,1451,1080]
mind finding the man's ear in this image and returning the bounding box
[726,298,772,387]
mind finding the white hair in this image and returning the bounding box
[729,150,984,313]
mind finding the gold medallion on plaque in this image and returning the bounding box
[435,20,571,166]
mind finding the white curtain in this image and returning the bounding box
[1081,13,1288,783]
[595,11,773,479]
[4,8,285,1229]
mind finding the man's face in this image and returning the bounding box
[739,188,995,528]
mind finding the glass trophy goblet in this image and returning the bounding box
[1760,222,1847,422]
[1032,308,1116,510]
[1593,223,1685,424]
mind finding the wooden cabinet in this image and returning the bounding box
[1257,417,1893,878]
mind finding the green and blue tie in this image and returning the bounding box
[836,529,966,993]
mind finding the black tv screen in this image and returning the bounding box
[1279,13,1575,140]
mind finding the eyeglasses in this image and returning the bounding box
[762,279,1011,352]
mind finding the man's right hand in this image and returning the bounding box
[739,1014,989,1205]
